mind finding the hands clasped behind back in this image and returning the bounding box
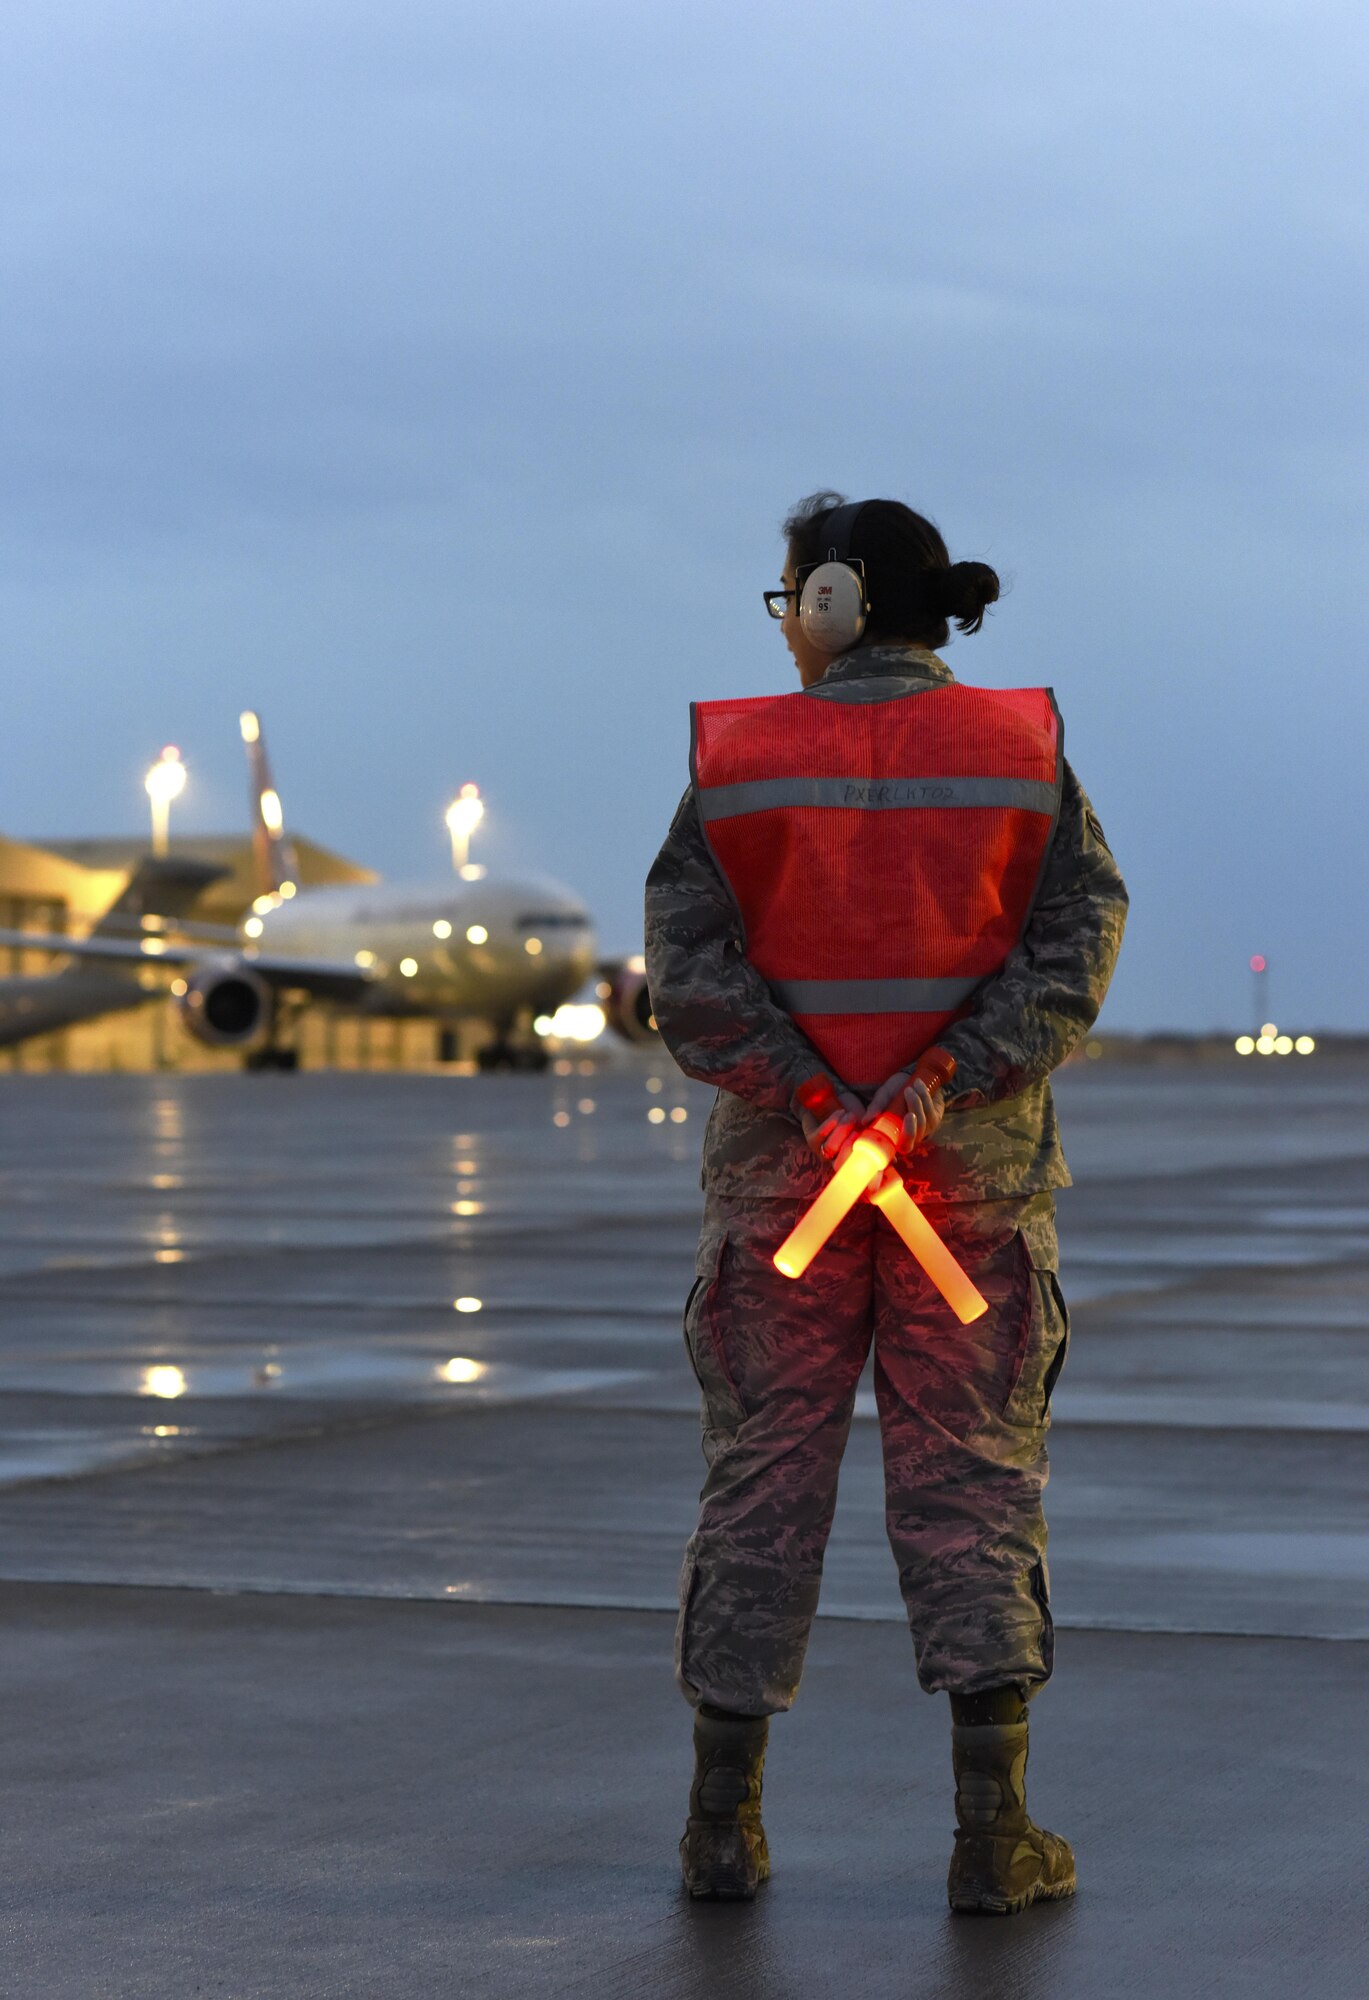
[864,1068,947,1152]
[798,1070,946,1167]
[798,1087,864,1163]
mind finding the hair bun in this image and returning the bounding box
[937,560,999,635]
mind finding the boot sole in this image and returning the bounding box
[683,1857,771,1901]
[686,1871,765,1901]
[680,1832,771,1902]
[949,1872,1076,1916]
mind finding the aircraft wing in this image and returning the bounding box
[240,952,378,1003]
[0,929,210,968]
[0,930,376,1003]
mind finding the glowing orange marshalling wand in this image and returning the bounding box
[774,1064,989,1325]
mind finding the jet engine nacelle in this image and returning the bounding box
[599,965,658,1045]
[174,964,274,1048]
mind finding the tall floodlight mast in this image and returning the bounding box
[144,747,187,857]
[445,784,485,878]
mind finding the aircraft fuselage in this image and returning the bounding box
[246,873,597,1022]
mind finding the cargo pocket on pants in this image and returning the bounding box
[1003,1221,1069,1431]
[674,1548,702,1699]
[1030,1558,1055,1681]
[682,1233,746,1461]
[1040,1272,1071,1412]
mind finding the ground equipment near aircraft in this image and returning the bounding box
[596,959,656,1044]
[774,1065,988,1323]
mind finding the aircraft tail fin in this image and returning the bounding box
[239,710,301,897]
[91,858,228,939]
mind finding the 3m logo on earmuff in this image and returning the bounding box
[798,560,868,653]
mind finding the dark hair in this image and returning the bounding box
[782,491,1000,648]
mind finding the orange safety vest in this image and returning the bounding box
[691,680,1063,1087]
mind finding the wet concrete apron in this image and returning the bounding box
[0,1060,1365,1995]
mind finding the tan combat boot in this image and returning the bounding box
[679,1706,770,1901]
[947,1716,1076,1915]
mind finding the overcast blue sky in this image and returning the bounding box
[2,1,1365,1030]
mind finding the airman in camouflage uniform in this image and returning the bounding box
[646,639,1127,1904]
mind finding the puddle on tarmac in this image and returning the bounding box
[0,1353,645,1405]
[0,1430,179,1483]
[0,1359,646,1484]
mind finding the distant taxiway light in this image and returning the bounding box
[1238,1023,1314,1057]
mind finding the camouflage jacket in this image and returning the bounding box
[644,643,1128,1201]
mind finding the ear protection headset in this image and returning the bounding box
[797,500,871,654]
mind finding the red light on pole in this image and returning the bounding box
[1250,955,1267,974]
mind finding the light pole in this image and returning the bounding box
[445,784,485,877]
[1250,953,1269,1033]
[145,747,187,857]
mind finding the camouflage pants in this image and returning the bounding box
[675,1189,1069,1714]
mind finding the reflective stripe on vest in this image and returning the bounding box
[690,680,1063,1087]
[699,775,1059,821]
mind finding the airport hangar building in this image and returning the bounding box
[0,831,477,1072]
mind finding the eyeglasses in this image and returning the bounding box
[764,558,866,621]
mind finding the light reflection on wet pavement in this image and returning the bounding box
[0,1058,1367,1637]
[0,1350,645,1403]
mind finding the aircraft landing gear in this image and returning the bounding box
[475,1040,549,1074]
[245,1046,300,1072]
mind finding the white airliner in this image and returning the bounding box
[0,714,655,1070]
